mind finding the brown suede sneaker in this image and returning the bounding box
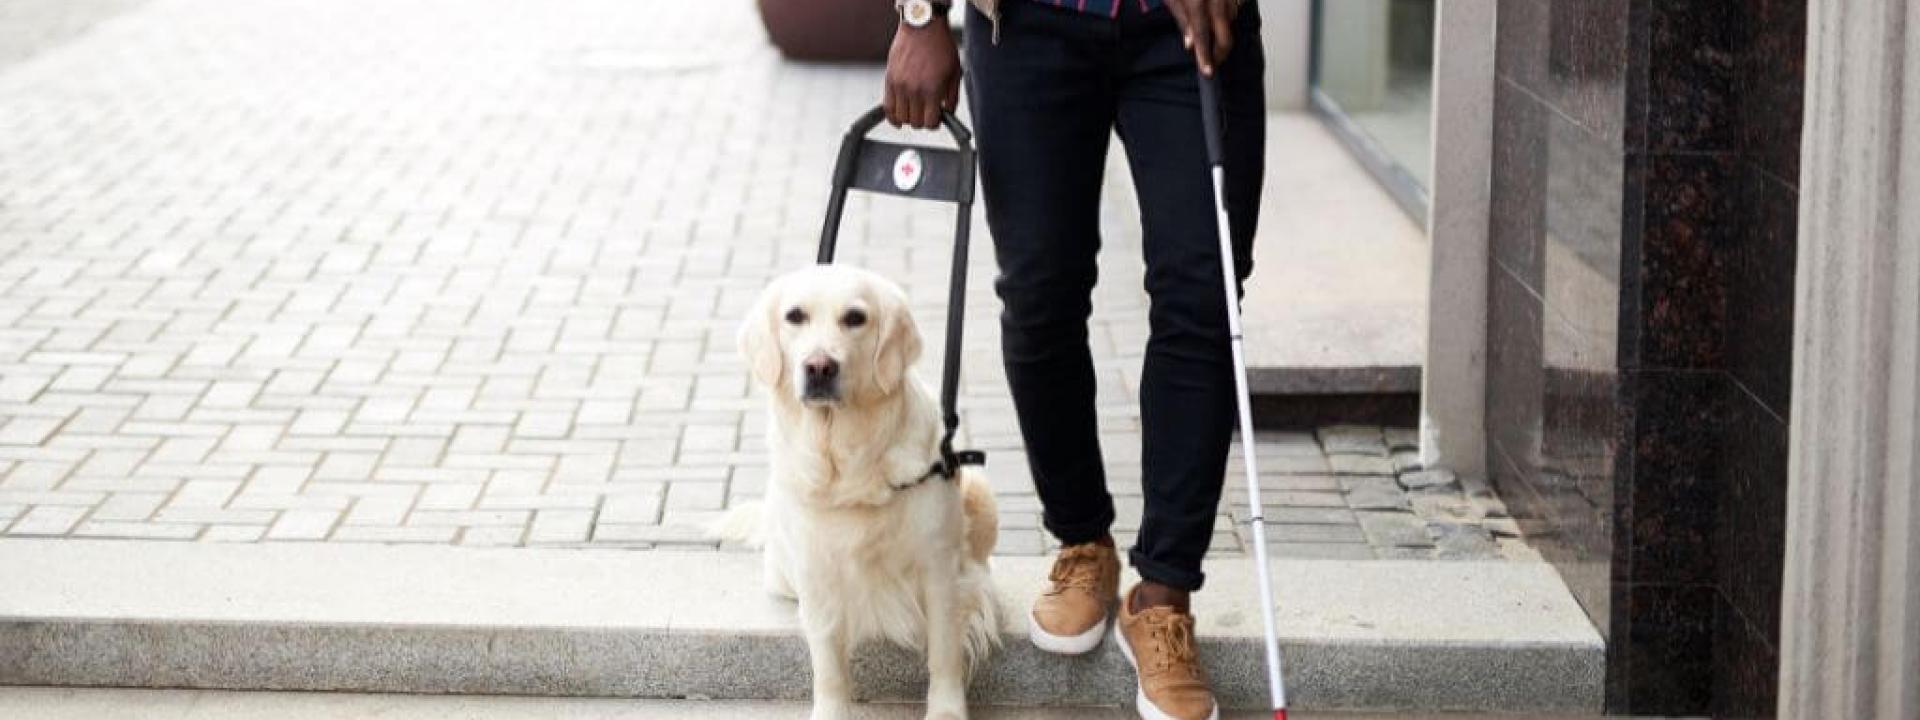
[1027,541,1120,654]
[1114,584,1218,720]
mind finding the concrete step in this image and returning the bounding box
[0,540,1602,714]
[0,687,1598,720]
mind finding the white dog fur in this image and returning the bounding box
[716,265,1000,720]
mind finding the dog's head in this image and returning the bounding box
[739,265,922,409]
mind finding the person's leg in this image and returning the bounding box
[1112,0,1266,596]
[965,1,1120,546]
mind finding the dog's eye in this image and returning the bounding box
[841,309,868,328]
[784,308,807,325]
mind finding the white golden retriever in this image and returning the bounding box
[717,265,1000,720]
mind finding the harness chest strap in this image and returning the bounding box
[890,449,988,490]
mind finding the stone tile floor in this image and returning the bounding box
[0,0,1528,561]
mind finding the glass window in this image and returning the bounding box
[1311,0,1436,215]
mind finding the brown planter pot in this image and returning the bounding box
[758,0,899,62]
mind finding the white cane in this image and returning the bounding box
[1197,69,1290,720]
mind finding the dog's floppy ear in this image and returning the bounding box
[739,278,786,389]
[870,282,922,396]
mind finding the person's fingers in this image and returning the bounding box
[1210,0,1233,65]
[884,78,904,127]
[919,89,941,129]
[943,73,961,112]
[1188,5,1215,76]
[1165,0,1194,49]
[902,89,924,129]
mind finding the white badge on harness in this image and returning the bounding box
[892,149,924,192]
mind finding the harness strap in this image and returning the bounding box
[932,118,981,481]
[890,449,989,491]
[820,107,989,494]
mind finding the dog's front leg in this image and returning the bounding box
[922,570,969,720]
[799,601,854,720]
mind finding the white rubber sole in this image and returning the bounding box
[1026,607,1110,655]
[1112,624,1221,720]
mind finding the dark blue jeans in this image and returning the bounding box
[965,0,1265,591]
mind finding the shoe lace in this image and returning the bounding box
[1143,609,1202,679]
[1046,543,1105,594]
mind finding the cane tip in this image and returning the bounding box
[1273,710,1287,720]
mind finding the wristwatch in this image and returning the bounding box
[895,0,948,28]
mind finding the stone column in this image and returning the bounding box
[1259,0,1312,110]
[1778,0,1920,716]
[1417,0,1495,477]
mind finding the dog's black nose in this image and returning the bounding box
[803,357,839,381]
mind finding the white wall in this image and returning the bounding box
[1260,0,1313,110]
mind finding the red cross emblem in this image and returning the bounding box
[893,149,924,192]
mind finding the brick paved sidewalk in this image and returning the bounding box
[0,0,1526,561]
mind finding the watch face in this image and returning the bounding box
[903,0,934,26]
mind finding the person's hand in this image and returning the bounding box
[884,16,962,129]
[1165,0,1240,76]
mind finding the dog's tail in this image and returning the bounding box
[707,500,767,549]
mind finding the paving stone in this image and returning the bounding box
[344,496,416,526]
[1268,542,1377,560]
[600,493,664,524]
[1433,522,1501,561]
[459,526,528,547]
[1409,487,1485,522]
[1461,475,1512,518]
[665,482,726,512]
[1328,454,1396,476]
[4,506,89,536]
[1383,427,1420,452]
[1483,517,1523,537]
[1390,449,1422,474]
[1260,491,1348,508]
[416,484,482,511]
[268,510,342,540]
[1316,424,1388,457]
[1398,468,1460,491]
[1259,476,1336,495]
[1341,477,1412,511]
[153,507,278,525]
[409,510,532,527]
[1243,452,1334,475]
[527,509,595,544]
[72,521,203,540]
[0,418,64,446]
[993,529,1046,556]
[1355,511,1435,549]
[202,525,269,542]
[1,461,73,491]
[0,0,1534,566]
[331,526,460,544]
[1243,431,1323,454]
[1262,522,1367,544]
[1260,506,1358,525]
[90,493,167,521]
[592,522,714,545]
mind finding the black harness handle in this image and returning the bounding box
[816,107,984,482]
